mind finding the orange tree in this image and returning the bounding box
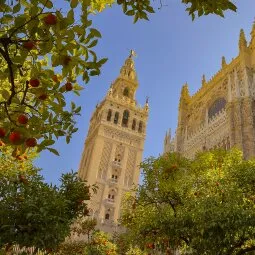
[84,231,118,255]
[121,149,255,254]
[0,170,91,251]
[0,0,237,157]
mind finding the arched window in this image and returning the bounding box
[108,189,116,202]
[105,213,110,220]
[132,119,136,130]
[122,110,129,127]
[208,98,226,120]
[114,112,119,124]
[138,121,143,133]
[123,87,129,97]
[115,153,121,162]
[107,109,112,121]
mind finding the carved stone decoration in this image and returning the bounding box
[173,26,255,159]
[98,142,113,180]
[124,149,137,187]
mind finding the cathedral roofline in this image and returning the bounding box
[189,55,240,103]
[183,22,255,104]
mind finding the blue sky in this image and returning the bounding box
[35,0,255,184]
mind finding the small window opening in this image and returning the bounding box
[123,87,129,97]
[138,121,143,133]
[107,109,112,121]
[114,112,119,124]
[132,119,136,130]
[122,110,129,127]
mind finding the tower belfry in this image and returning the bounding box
[78,53,149,233]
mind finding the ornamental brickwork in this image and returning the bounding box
[78,53,148,234]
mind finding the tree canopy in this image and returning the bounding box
[0,170,91,251]
[121,149,255,254]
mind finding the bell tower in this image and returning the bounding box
[78,52,149,233]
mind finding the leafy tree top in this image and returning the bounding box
[121,149,255,254]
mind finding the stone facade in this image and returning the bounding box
[78,53,148,233]
[164,22,255,159]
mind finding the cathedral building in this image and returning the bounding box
[164,22,255,159]
[78,52,148,233]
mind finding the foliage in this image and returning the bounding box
[0,170,91,251]
[0,0,237,156]
[112,232,132,255]
[72,217,97,241]
[121,149,255,254]
[84,231,118,255]
[0,144,37,177]
[0,0,107,156]
[182,0,237,20]
[57,241,88,255]
[125,246,147,255]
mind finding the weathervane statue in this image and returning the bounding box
[129,49,137,58]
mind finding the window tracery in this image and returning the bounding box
[208,98,226,120]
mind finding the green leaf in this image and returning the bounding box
[134,12,139,23]
[122,2,127,13]
[74,106,81,113]
[71,102,75,110]
[87,39,98,48]
[70,0,79,8]
[90,70,100,76]
[1,14,13,24]
[90,28,102,38]
[13,3,21,13]
[14,15,27,27]
[73,128,78,133]
[97,58,108,66]
[2,90,10,100]
[67,9,74,24]
[146,6,155,13]
[228,2,237,11]
[40,139,55,147]
[66,136,71,144]
[126,10,135,16]
[47,147,60,156]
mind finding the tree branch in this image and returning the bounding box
[236,245,255,255]
[9,0,50,38]
[0,43,16,105]
[21,81,29,104]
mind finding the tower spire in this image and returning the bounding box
[111,52,139,102]
[250,18,255,49]
[239,29,247,53]
[202,74,206,86]
[221,56,227,68]
[119,51,137,81]
[181,82,190,99]
[179,82,190,109]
